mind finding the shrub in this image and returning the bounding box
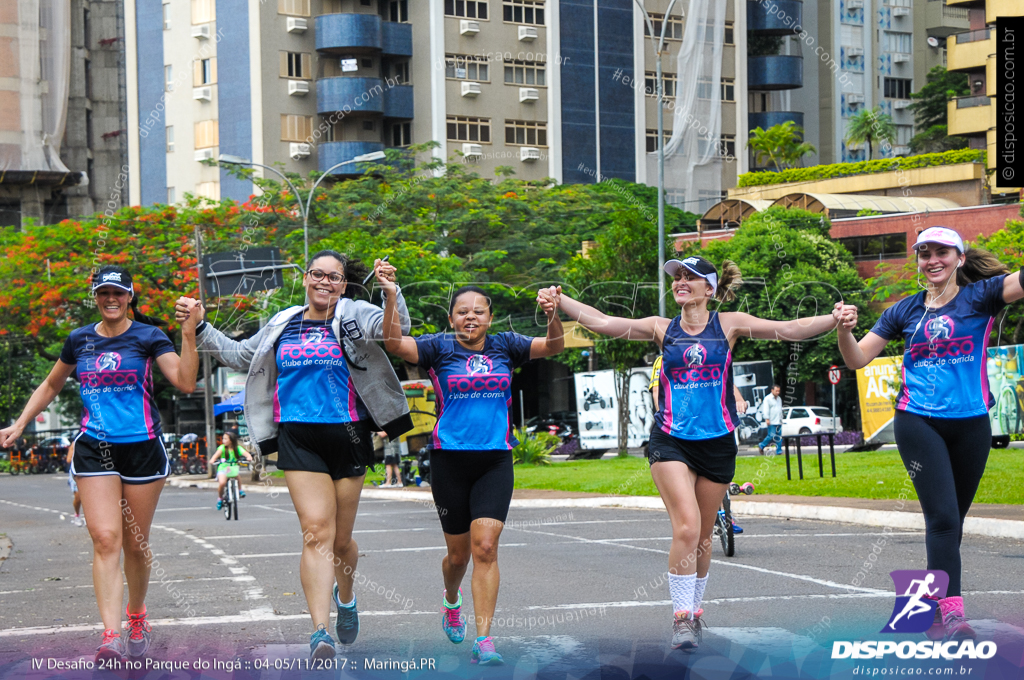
[512,428,558,466]
[736,149,986,188]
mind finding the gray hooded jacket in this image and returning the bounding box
[197,289,413,455]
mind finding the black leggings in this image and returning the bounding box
[428,450,514,535]
[893,410,991,596]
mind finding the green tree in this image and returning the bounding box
[845,107,897,160]
[748,122,815,171]
[908,65,971,129]
[908,124,969,155]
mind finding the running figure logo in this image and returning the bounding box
[924,316,954,341]
[301,327,327,345]
[95,352,122,372]
[466,354,493,375]
[683,343,707,367]
[882,570,949,633]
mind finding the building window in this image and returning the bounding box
[196,181,220,200]
[168,187,176,204]
[166,126,174,152]
[503,0,544,25]
[165,64,173,91]
[445,0,488,19]
[643,12,684,40]
[504,59,545,86]
[837,233,907,260]
[194,57,216,86]
[194,120,219,148]
[646,128,672,153]
[884,77,912,99]
[724,21,733,45]
[281,114,313,142]
[884,31,912,53]
[361,0,372,5]
[362,120,375,131]
[392,122,412,146]
[446,54,490,81]
[697,134,736,157]
[163,4,170,30]
[191,0,215,24]
[644,71,677,99]
[700,20,733,45]
[896,124,913,146]
[280,51,312,79]
[447,115,491,143]
[696,77,734,101]
[505,119,547,146]
[278,0,310,16]
[388,1,409,22]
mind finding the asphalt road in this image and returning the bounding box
[1,474,1023,679]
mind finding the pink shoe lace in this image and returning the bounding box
[100,629,120,645]
[126,607,150,641]
[445,606,462,627]
[476,637,496,654]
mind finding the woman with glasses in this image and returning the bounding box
[175,250,413,659]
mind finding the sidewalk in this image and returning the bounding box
[167,475,1024,540]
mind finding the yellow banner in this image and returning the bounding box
[856,356,903,442]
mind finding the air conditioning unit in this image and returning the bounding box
[519,87,539,102]
[287,80,309,96]
[518,26,538,41]
[462,143,483,159]
[893,145,911,155]
[194,148,214,161]
[893,99,911,109]
[847,93,865,103]
[193,86,212,101]
[289,142,311,160]
[191,23,211,39]
[286,17,307,33]
[893,52,911,63]
[520,147,541,162]
[892,6,910,16]
[461,81,481,97]
[460,20,479,35]
[847,0,864,8]
[846,47,864,57]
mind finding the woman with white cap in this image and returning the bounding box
[544,255,841,652]
[835,226,1022,641]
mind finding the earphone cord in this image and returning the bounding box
[908,263,960,349]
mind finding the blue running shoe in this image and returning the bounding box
[732,522,743,534]
[239,489,246,498]
[441,589,466,643]
[333,584,359,645]
[471,636,503,665]
[216,499,223,510]
[309,624,336,660]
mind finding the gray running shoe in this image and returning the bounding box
[125,607,152,657]
[671,609,705,652]
[95,629,126,663]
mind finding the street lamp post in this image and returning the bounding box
[634,0,682,317]
[218,150,386,265]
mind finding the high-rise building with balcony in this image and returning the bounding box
[943,0,1021,195]
[124,0,743,212]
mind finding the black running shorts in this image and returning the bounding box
[647,428,738,484]
[276,421,372,480]
[428,449,514,535]
[71,433,169,484]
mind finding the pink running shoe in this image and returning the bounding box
[939,597,976,641]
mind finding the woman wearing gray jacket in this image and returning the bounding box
[175,250,412,659]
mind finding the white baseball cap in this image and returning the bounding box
[913,227,964,253]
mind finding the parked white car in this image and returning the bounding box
[781,406,843,436]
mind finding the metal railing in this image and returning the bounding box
[956,95,991,108]
[955,28,991,44]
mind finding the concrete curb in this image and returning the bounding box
[165,478,1024,540]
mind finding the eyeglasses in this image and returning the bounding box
[306,269,345,284]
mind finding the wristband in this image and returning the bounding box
[1019,268,1023,290]
[196,320,208,334]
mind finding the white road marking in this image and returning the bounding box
[598,532,923,542]
[233,543,529,559]
[0,576,255,596]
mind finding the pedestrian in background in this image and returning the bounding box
[758,385,783,455]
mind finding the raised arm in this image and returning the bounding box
[531,288,565,359]
[1004,269,1024,305]
[833,304,889,370]
[378,259,419,364]
[175,297,264,371]
[157,298,202,393]
[0,360,76,447]
[722,308,838,343]
[554,287,668,344]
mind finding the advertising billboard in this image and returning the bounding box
[855,356,904,443]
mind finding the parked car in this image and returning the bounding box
[525,411,579,442]
[781,407,843,436]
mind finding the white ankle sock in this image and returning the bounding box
[694,574,709,611]
[668,573,696,615]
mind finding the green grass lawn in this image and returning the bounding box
[510,450,1024,505]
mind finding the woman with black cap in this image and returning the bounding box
[544,255,841,652]
[835,226,1023,641]
[0,265,201,661]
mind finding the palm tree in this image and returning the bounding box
[845,107,897,160]
[747,121,816,171]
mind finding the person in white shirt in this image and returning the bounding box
[758,385,783,455]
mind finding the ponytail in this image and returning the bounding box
[130,295,167,327]
[715,260,742,302]
[958,247,1009,286]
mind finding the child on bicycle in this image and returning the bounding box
[210,432,253,509]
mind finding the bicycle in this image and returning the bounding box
[713,483,753,557]
[221,462,247,521]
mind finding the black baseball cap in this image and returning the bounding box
[91,268,134,295]
[664,256,718,295]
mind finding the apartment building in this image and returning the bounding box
[943,0,1022,195]
[124,0,746,212]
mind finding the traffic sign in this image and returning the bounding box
[828,365,841,385]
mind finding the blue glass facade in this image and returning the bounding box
[216,0,252,202]
[136,0,166,205]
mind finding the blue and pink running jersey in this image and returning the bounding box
[273,316,368,423]
[416,332,534,451]
[653,313,738,440]
[60,322,176,443]
[871,275,1007,418]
